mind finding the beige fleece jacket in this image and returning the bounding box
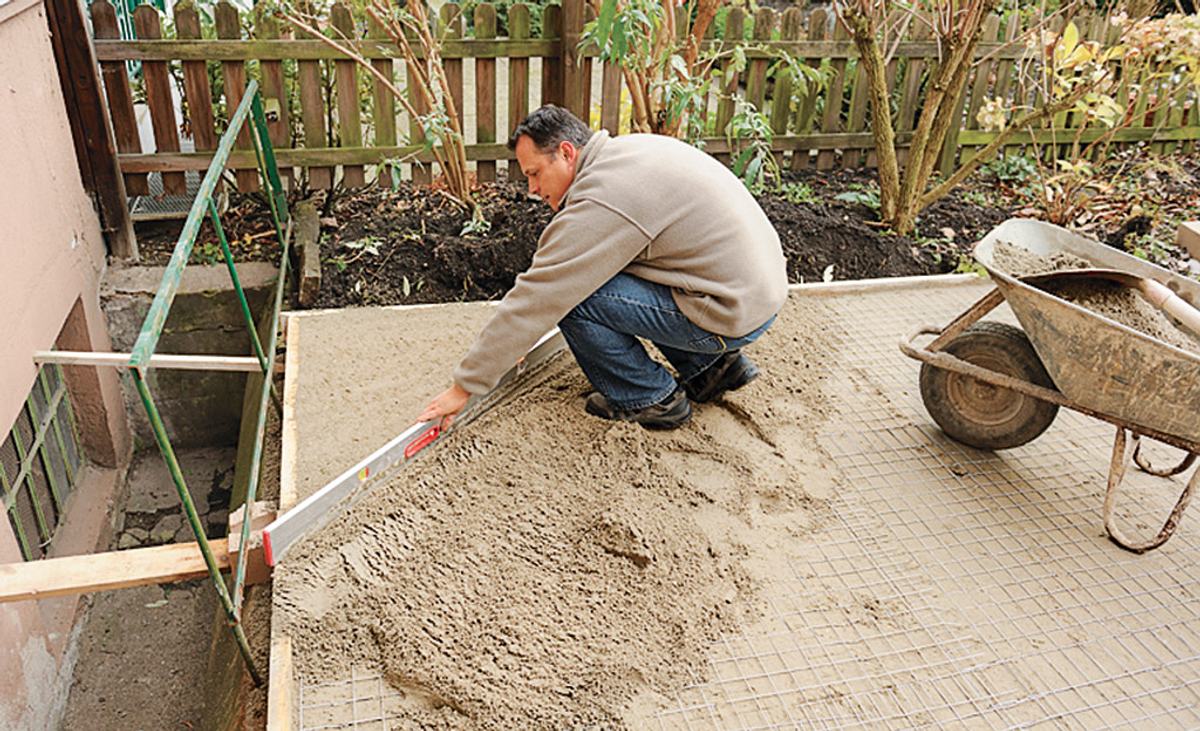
[453,130,788,394]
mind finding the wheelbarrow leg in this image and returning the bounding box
[1133,442,1198,477]
[1103,427,1199,553]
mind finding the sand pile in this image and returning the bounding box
[990,239,1090,277]
[275,297,844,729]
[990,240,1200,354]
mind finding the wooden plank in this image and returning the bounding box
[475,3,498,182]
[134,5,187,195]
[745,8,774,114]
[91,0,148,197]
[368,15,397,183]
[958,14,1002,167]
[0,539,236,603]
[439,5,465,142]
[508,3,532,181]
[714,7,746,165]
[331,3,365,187]
[279,316,302,514]
[45,0,136,257]
[581,3,600,121]
[118,125,1200,173]
[266,635,296,731]
[297,2,332,189]
[561,0,586,118]
[33,351,264,372]
[599,60,621,136]
[541,4,563,105]
[816,21,850,170]
[866,10,904,169]
[842,23,871,169]
[175,1,217,156]
[92,37,1034,62]
[256,5,293,186]
[770,9,803,140]
[791,7,826,170]
[989,12,1021,159]
[407,13,432,187]
[215,1,259,192]
[895,15,930,168]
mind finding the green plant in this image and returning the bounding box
[834,182,882,212]
[954,253,988,276]
[725,97,777,194]
[778,181,819,205]
[326,234,382,271]
[983,154,1038,184]
[191,240,225,265]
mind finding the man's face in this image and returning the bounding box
[515,136,578,211]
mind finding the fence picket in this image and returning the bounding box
[541,5,563,106]
[215,1,258,192]
[91,0,147,195]
[508,3,532,181]
[790,8,827,170]
[256,6,292,185]
[133,4,186,195]
[330,3,364,188]
[714,7,746,165]
[816,22,850,170]
[175,2,216,155]
[369,14,397,182]
[959,14,1002,168]
[746,8,774,117]
[475,4,498,183]
[771,8,803,146]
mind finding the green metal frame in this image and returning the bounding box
[128,80,289,686]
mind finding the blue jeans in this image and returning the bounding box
[558,273,775,410]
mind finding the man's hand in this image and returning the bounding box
[418,383,471,427]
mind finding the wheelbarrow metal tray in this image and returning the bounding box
[974,219,1200,445]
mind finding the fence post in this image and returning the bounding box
[134,5,187,195]
[542,4,563,106]
[508,3,532,181]
[215,1,259,192]
[561,0,586,119]
[92,0,148,199]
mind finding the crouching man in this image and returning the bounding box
[419,105,788,430]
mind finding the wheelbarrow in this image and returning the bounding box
[900,219,1200,553]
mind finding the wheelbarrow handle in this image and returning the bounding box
[1140,279,1200,338]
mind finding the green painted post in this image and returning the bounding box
[131,369,263,686]
[233,176,291,616]
[209,199,270,372]
[129,81,263,369]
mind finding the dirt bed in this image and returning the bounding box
[275,293,844,728]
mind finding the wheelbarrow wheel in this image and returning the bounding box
[919,321,1059,450]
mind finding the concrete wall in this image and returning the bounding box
[0,2,132,728]
[101,263,278,449]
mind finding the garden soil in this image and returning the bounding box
[275,292,844,729]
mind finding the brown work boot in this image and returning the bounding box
[684,351,760,403]
[585,388,692,430]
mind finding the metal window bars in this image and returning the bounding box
[1,364,83,561]
[43,80,289,684]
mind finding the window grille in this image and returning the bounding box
[1,365,84,561]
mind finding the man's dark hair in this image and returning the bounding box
[507,105,593,153]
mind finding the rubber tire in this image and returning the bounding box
[919,321,1059,450]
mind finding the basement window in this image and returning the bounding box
[1,365,84,561]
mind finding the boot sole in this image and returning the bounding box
[692,359,760,403]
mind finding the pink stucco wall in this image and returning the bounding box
[1,1,132,727]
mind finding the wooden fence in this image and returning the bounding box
[89,0,1200,194]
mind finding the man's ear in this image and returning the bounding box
[559,140,578,165]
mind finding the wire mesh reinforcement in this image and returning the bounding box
[297,281,1200,729]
